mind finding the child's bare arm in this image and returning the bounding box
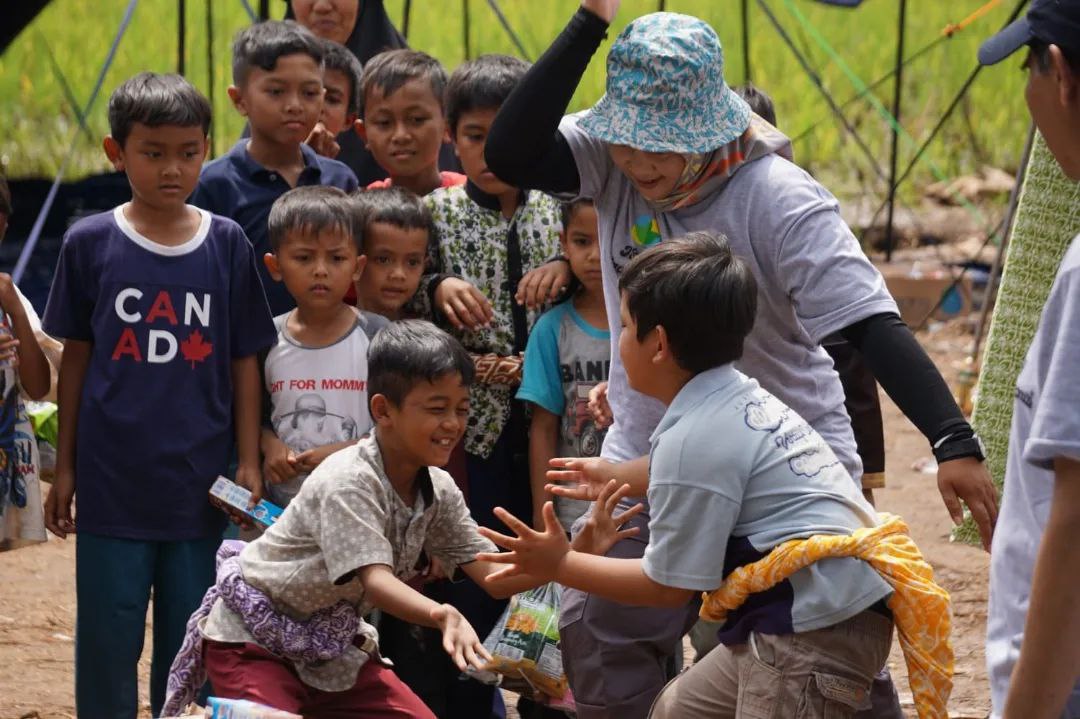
[460,559,545,599]
[46,339,92,538]
[0,274,49,398]
[293,439,360,472]
[359,563,491,671]
[232,355,263,506]
[528,408,561,529]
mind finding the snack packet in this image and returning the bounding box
[480,583,568,700]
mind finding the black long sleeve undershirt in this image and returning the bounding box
[485,7,608,193]
[840,312,973,447]
[487,8,972,452]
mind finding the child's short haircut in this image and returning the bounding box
[359,49,448,119]
[619,232,757,373]
[268,186,358,252]
[559,197,594,229]
[444,54,530,133]
[733,83,777,127]
[368,320,476,405]
[232,20,324,86]
[107,72,212,148]
[0,171,10,218]
[351,187,434,248]
[322,38,364,117]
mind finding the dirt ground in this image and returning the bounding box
[0,321,994,719]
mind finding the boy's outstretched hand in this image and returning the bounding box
[572,479,644,556]
[430,603,492,672]
[477,503,572,583]
[546,456,620,502]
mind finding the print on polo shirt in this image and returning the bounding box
[110,287,213,366]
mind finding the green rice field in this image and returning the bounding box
[0,0,1032,198]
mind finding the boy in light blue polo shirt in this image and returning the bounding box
[479,233,896,717]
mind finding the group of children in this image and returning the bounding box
[25,0,1080,716]
[32,14,611,719]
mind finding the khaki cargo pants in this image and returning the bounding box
[649,609,893,718]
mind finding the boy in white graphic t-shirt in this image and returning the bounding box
[260,186,375,506]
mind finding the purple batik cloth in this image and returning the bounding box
[160,540,360,717]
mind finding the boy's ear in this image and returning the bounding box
[652,325,672,365]
[263,252,283,281]
[353,254,367,282]
[103,136,124,171]
[1051,45,1080,106]
[354,119,368,146]
[227,86,248,116]
[369,393,392,424]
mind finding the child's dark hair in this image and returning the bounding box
[359,49,447,119]
[107,72,212,148]
[322,38,364,117]
[733,83,777,127]
[559,198,594,229]
[619,232,757,373]
[0,171,10,218]
[351,187,434,249]
[268,186,358,252]
[368,320,475,405]
[444,54,530,134]
[232,20,324,86]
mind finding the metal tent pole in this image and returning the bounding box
[259,0,269,20]
[177,0,186,75]
[206,0,215,157]
[463,0,471,61]
[402,0,412,40]
[883,0,907,262]
[742,0,751,82]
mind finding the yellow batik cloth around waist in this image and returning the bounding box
[699,513,952,719]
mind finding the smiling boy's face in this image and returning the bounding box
[374,372,470,468]
[360,78,447,180]
[230,53,325,148]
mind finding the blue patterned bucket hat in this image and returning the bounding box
[580,13,751,154]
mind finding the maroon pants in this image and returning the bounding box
[204,640,436,718]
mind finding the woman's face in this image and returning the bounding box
[291,0,359,45]
[607,144,687,202]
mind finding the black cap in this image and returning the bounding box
[978,0,1080,65]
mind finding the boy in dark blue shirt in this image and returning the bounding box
[191,20,359,316]
[42,72,277,719]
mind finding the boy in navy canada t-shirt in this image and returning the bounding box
[41,73,277,719]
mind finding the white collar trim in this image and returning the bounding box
[113,204,211,256]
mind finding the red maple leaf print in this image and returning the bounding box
[180,330,213,368]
